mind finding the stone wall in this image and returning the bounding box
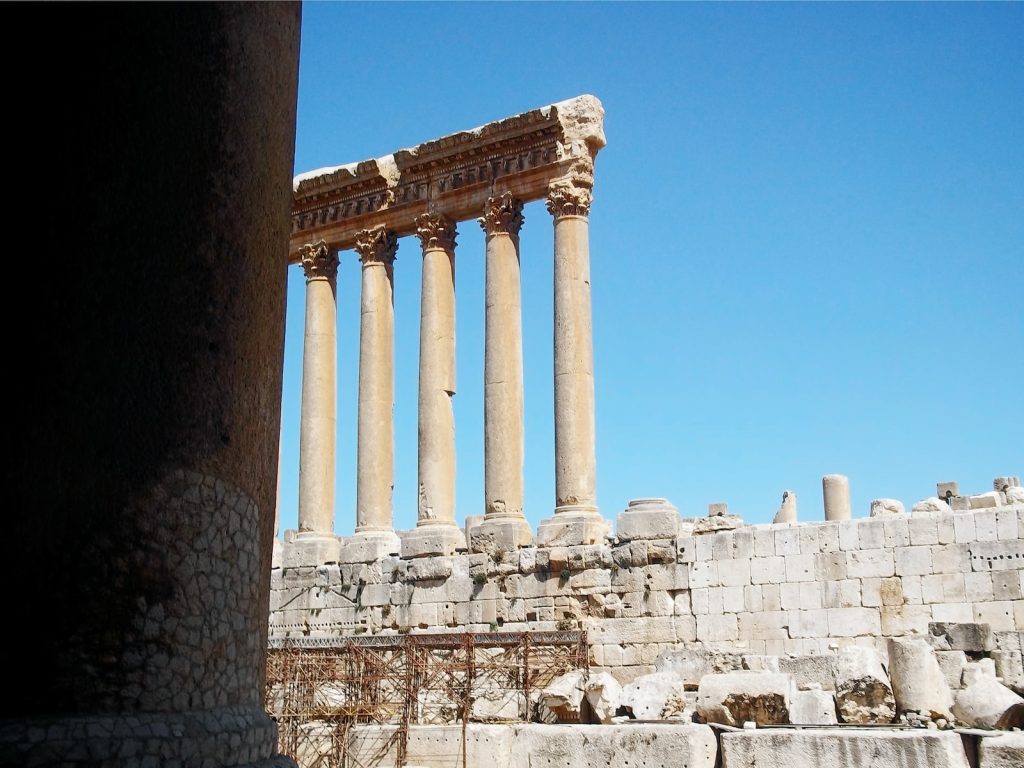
[269,505,1024,681]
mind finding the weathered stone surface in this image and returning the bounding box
[585,672,623,723]
[871,498,906,518]
[978,732,1024,768]
[541,670,588,722]
[779,654,839,691]
[929,622,995,653]
[887,637,954,721]
[620,671,688,720]
[823,475,852,521]
[509,724,717,768]
[790,688,838,724]
[1006,487,1024,504]
[834,645,896,724]
[914,497,954,514]
[773,491,798,524]
[719,729,970,768]
[617,498,680,541]
[695,672,796,726]
[935,650,968,690]
[952,675,1024,729]
[971,492,1003,509]
[693,514,744,534]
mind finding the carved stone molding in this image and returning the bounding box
[478,193,525,239]
[546,183,592,218]
[288,95,605,259]
[299,240,339,281]
[354,226,399,266]
[415,213,458,252]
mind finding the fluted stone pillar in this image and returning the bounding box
[823,474,852,521]
[344,225,401,563]
[470,193,534,553]
[537,182,610,546]
[403,213,464,558]
[290,241,342,566]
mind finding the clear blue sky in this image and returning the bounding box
[278,2,1022,537]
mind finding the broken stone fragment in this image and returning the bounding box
[620,671,688,721]
[952,675,1024,729]
[870,498,906,517]
[1006,486,1024,504]
[693,514,744,534]
[695,672,796,726]
[887,637,955,722]
[970,491,1003,509]
[912,497,953,514]
[584,672,623,724]
[772,491,797,524]
[929,622,994,653]
[540,670,588,722]
[833,645,896,725]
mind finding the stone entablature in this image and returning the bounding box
[270,504,1024,684]
[288,96,605,259]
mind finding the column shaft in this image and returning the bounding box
[552,213,598,513]
[483,197,525,520]
[355,227,398,535]
[417,214,457,525]
[297,241,338,535]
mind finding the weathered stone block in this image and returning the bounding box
[791,689,838,724]
[695,672,796,726]
[509,724,717,768]
[929,621,994,652]
[616,499,680,541]
[719,729,969,768]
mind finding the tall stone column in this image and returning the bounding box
[403,213,464,558]
[537,181,610,546]
[344,225,402,563]
[5,5,300,765]
[470,193,534,553]
[290,240,342,565]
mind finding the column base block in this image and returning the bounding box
[400,525,465,558]
[469,517,534,555]
[616,498,681,541]
[280,534,341,568]
[340,531,401,563]
[536,509,610,547]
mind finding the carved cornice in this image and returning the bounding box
[299,240,339,281]
[415,213,458,252]
[546,183,592,218]
[354,226,399,266]
[287,95,605,260]
[478,193,525,239]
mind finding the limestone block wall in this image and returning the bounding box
[269,505,1024,682]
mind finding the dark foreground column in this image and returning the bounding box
[5,5,301,767]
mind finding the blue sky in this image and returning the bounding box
[278,2,1023,536]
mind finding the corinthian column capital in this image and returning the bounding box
[546,181,592,218]
[354,225,399,266]
[300,240,339,281]
[415,213,458,252]
[478,193,524,239]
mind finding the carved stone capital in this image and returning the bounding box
[299,240,339,281]
[478,193,524,238]
[546,183,592,218]
[415,213,457,252]
[354,226,398,266]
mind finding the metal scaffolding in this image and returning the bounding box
[265,631,588,768]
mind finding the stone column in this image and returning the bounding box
[290,240,342,565]
[403,213,464,558]
[823,474,852,521]
[344,225,402,563]
[537,181,610,546]
[5,5,300,764]
[470,193,534,553]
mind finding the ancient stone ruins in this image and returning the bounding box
[271,96,1024,768]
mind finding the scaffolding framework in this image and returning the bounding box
[265,631,589,768]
